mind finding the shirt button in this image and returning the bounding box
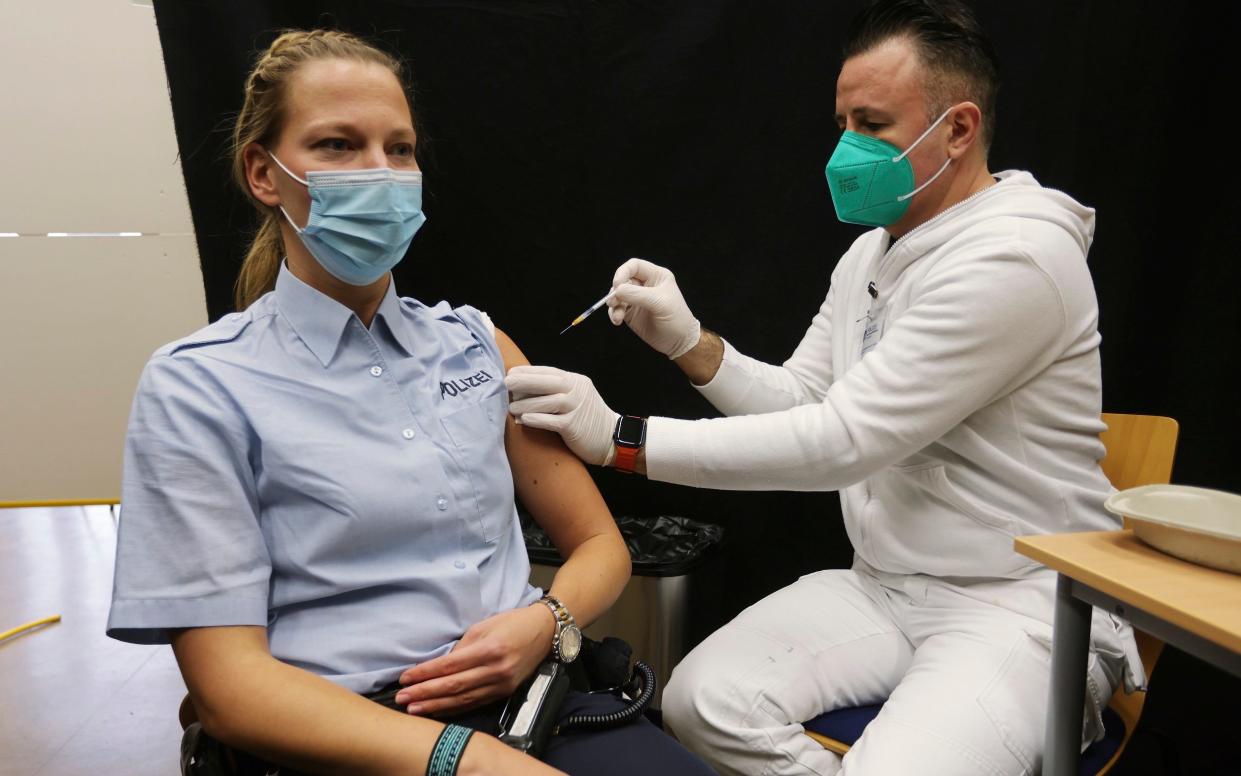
[402,428,416,440]
[370,365,383,377]
[453,560,466,570]
[436,496,448,511]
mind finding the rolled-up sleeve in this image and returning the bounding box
[107,353,271,644]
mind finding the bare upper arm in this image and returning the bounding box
[494,328,619,556]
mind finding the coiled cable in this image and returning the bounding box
[556,661,657,734]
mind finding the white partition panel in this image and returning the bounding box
[0,1,207,503]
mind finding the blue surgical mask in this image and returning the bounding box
[824,108,953,227]
[268,152,426,286]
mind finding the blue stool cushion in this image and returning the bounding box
[1079,706,1126,774]
[802,703,884,747]
[804,704,1126,775]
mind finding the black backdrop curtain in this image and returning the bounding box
[151,1,1240,771]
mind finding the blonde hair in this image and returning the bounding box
[231,30,413,310]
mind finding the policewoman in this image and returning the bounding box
[106,29,712,776]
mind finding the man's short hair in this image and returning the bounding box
[843,0,1000,151]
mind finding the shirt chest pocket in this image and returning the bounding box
[439,388,514,544]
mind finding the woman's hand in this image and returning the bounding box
[395,604,557,716]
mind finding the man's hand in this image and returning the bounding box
[608,258,702,359]
[504,366,619,467]
[395,605,557,717]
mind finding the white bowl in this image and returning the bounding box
[1105,484,1241,574]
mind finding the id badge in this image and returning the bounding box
[860,306,887,359]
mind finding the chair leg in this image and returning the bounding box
[1150,728,1182,776]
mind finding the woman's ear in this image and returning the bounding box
[243,144,281,207]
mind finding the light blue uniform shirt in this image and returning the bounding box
[108,263,541,693]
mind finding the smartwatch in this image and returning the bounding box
[538,595,582,664]
[612,415,647,474]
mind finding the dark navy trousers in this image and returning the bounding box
[438,690,717,775]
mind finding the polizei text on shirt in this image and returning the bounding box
[440,370,494,399]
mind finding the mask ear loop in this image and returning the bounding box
[267,151,310,185]
[897,157,952,202]
[892,107,955,202]
[265,150,311,233]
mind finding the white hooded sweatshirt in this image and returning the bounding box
[647,170,1121,581]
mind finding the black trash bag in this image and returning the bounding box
[524,514,723,577]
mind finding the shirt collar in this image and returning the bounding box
[373,278,418,358]
[274,262,356,367]
[274,263,418,365]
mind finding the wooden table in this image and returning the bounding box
[1014,530,1241,776]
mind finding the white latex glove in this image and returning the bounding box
[505,365,620,467]
[607,258,702,359]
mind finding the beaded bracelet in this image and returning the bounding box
[427,723,475,776]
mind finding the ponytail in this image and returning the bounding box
[234,214,285,310]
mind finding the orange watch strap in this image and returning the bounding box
[613,443,640,473]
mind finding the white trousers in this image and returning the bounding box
[663,565,1131,776]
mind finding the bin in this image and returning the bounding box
[524,515,725,709]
